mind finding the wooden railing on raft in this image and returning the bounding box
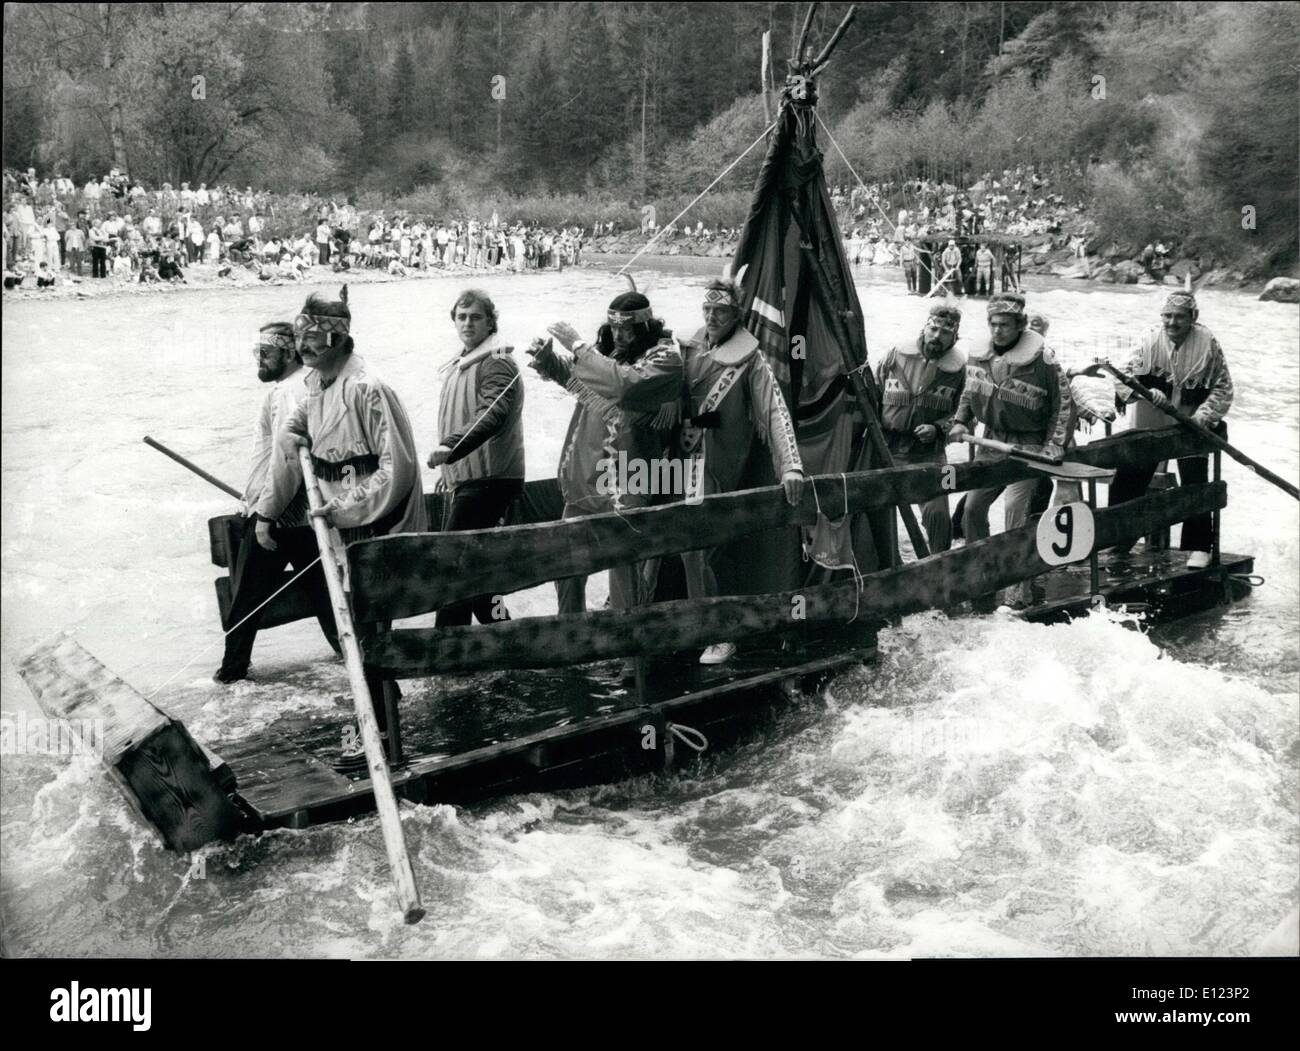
[362,481,1226,676]
[331,428,1227,678]
[346,427,1212,623]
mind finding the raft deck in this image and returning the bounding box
[218,547,1253,833]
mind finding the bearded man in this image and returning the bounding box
[948,292,1070,609]
[1107,291,1233,569]
[213,322,339,684]
[875,301,966,555]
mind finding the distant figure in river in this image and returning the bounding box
[975,242,995,297]
[1107,291,1233,570]
[940,239,963,296]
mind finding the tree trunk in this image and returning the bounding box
[99,4,129,172]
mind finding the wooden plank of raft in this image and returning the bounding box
[363,481,1226,676]
[17,634,244,851]
[349,427,1210,622]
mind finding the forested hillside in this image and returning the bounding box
[4,2,1296,270]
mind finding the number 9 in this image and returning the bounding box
[1051,505,1074,557]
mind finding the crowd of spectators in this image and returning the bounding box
[830,165,1097,263]
[1,165,591,291]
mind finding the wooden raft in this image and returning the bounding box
[17,635,244,851]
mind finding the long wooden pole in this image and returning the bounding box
[143,435,241,499]
[298,448,425,925]
[1099,363,1300,501]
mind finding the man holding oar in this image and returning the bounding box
[948,292,1071,610]
[213,322,339,684]
[271,286,426,753]
[1107,291,1234,569]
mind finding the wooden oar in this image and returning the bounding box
[1092,362,1300,501]
[959,433,1114,480]
[143,435,241,499]
[298,448,425,925]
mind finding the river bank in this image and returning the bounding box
[583,232,1294,296]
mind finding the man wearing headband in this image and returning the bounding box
[678,278,805,665]
[948,291,1071,610]
[875,300,967,555]
[529,290,682,638]
[270,286,426,750]
[1107,291,1233,569]
[214,322,338,684]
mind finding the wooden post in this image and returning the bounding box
[298,449,424,925]
[1212,450,1222,567]
[1087,478,1101,599]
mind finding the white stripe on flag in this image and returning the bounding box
[751,296,785,328]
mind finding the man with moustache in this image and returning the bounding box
[270,286,426,751]
[1107,291,1233,569]
[948,292,1070,609]
[213,322,338,684]
[875,301,966,555]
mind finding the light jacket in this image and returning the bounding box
[680,325,803,494]
[876,338,967,457]
[264,352,426,541]
[553,336,683,514]
[955,328,1070,449]
[1117,323,1233,428]
[436,333,525,489]
[244,368,310,527]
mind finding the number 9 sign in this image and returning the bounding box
[1035,501,1095,566]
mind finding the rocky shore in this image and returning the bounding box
[587,232,1297,299]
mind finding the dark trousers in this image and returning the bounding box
[91,246,108,278]
[1109,424,1224,553]
[220,520,339,675]
[435,478,523,627]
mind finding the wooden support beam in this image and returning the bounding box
[362,481,1225,676]
[16,635,244,852]
[349,427,1210,622]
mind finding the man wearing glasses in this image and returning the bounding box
[875,301,967,555]
[213,321,338,683]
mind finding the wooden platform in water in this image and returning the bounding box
[217,625,877,829]
[218,548,1254,832]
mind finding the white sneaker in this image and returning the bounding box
[699,642,736,665]
[1186,551,1212,570]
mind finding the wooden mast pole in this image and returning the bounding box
[298,448,425,925]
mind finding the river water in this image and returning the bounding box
[2,260,1297,958]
